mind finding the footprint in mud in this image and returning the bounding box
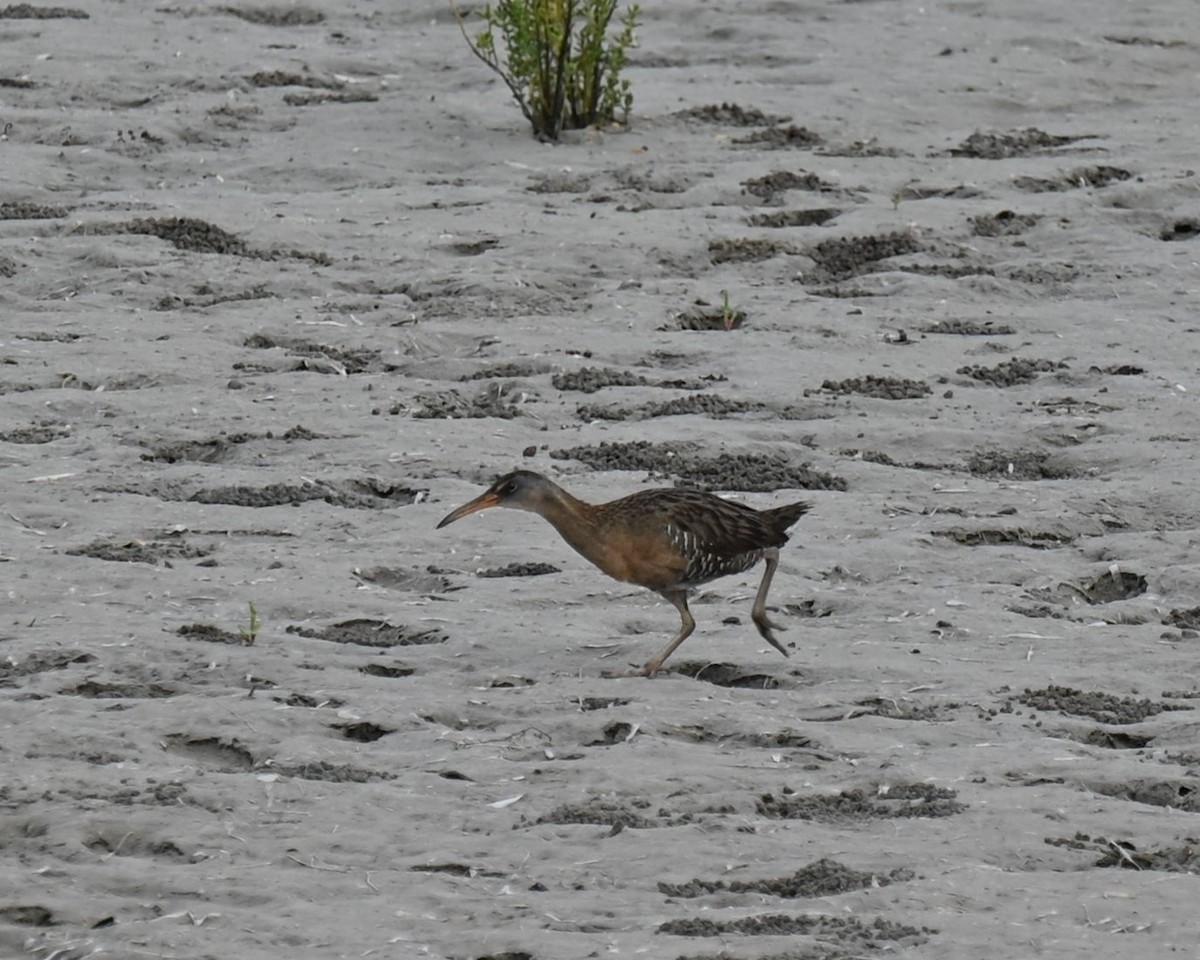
[1085,779,1200,812]
[163,735,255,772]
[85,830,193,863]
[668,661,795,689]
[0,649,95,686]
[331,720,393,743]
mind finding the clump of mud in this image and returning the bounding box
[965,449,1076,480]
[663,307,746,331]
[526,797,676,829]
[657,912,933,946]
[804,231,922,283]
[758,783,966,822]
[959,357,1066,386]
[219,5,325,26]
[286,619,447,647]
[747,208,840,228]
[934,527,1074,549]
[741,170,829,201]
[1014,165,1132,192]
[412,387,525,419]
[576,394,759,421]
[970,210,1041,236]
[0,423,70,443]
[550,440,846,492]
[178,623,246,645]
[0,201,70,219]
[733,124,823,148]
[923,318,1016,335]
[674,103,790,126]
[708,237,795,264]
[76,216,329,262]
[551,367,649,392]
[949,128,1084,158]
[1164,607,1200,630]
[270,760,396,782]
[0,5,88,18]
[477,562,560,578]
[659,858,915,899]
[819,375,931,399]
[1017,685,1189,724]
[465,361,549,380]
[243,333,381,373]
[246,69,340,89]
[67,540,212,564]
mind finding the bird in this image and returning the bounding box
[436,470,810,676]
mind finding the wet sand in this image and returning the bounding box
[2,1,1199,957]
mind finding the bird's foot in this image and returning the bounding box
[752,612,790,658]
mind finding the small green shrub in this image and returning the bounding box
[238,601,261,645]
[453,0,640,141]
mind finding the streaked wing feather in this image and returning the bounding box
[603,488,806,555]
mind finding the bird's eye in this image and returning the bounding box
[501,481,517,495]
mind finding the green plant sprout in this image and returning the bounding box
[720,289,741,330]
[452,0,641,141]
[238,602,261,646]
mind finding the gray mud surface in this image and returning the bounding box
[2,1,1199,958]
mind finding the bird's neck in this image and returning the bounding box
[535,486,604,562]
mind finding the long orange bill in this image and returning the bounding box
[436,492,500,529]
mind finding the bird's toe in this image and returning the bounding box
[752,613,786,637]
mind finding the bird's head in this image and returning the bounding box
[436,470,556,528]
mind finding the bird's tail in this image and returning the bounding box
[765,501,811,537]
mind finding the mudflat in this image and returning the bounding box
[2,1,1199,958]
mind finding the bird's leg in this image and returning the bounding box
[751,548,789,658]
[632,588,695,676]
